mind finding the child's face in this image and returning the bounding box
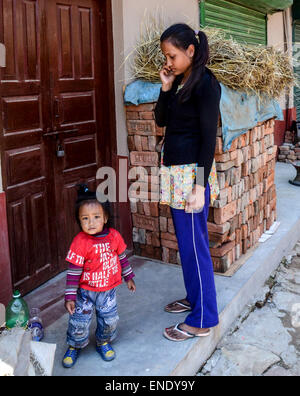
[79,202,108,235]
[161,40,194,77]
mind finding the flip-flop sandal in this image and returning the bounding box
[164,300,191,313]
[163,323,211,342]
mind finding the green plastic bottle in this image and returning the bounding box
[5,290,29,329]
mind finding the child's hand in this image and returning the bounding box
[65,300,76,315]
[126,279,136,293]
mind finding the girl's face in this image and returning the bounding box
[161,40,194,77]
[79,202,108,235]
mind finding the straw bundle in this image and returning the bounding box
[130,22,296,99]
[204,27,296,99]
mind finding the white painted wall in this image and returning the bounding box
[111,0,200,156]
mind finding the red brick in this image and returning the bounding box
[263,171,275,192]
[139,111,154,120]
[211,250,233,273]
[130,151,159,166]
[215,152,230,163]
[207,221,231,234]
[132,214,159,231]
[210,241,235,257]
[213,201,237,224]
[143,202,151,216]
[148,136,157,151]
[160,232,177,242]
[126,111,139,120]
[141,136,148,151]
[151,232,161,247]
[127,136,135,151]
[162,247,169,263]
[228,138,238,152]
[241,161,249,177]
[140,245,161,260]
[215,137,223,154]
[134,135,142,151]
[159,217,167,232]
[159,204,172,218]
[149,202,159,217]
[127,120,156,136]
[167,218,175,234]
[161,238,178,250]
[169,249,179,264]
[229,150,237,161]
[241,224,248,240]
[208,231,229,246]
[126,103,155,112]
[236,228,241,244]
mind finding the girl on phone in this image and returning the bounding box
[154,23,221,341]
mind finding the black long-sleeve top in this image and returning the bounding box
[154,67,221,187]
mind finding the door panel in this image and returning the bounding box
[45,0,102,267]
[0,0,55,293]
[0,0,114,294]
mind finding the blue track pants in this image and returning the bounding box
[170,183,219,328]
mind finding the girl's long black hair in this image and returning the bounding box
[160,23,210,103]
[75,184,112,229]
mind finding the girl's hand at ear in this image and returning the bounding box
[159,64,176,91]
[185,185,205,213]
[65,300,76,315]
[126,279,136,293]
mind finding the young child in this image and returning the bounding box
[62,185,136,368]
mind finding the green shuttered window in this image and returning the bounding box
[233,0,293,14]
[201,0,267,46]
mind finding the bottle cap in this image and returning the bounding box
[13,290,21,298]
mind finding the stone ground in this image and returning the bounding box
[197,240,300,377]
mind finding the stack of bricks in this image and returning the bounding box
[278,141,300,163]
[126,102,278,273]
[127,103,163,261]
[284,130,296,144]
[208,118,277,272]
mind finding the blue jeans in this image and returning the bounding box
[66,288,119,349]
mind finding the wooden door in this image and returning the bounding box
[0,0,116,294]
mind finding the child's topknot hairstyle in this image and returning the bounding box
[75,184,112,229]
[76,184,97,202]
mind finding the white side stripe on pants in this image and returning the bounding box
[191,210,204,328]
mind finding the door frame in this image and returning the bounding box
[96,0,133,251]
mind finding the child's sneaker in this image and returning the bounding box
[62,346,80,368]
[96,342,115,361]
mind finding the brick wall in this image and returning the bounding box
[126,102,278,273]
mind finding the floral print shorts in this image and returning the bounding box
[160,145,219,210]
